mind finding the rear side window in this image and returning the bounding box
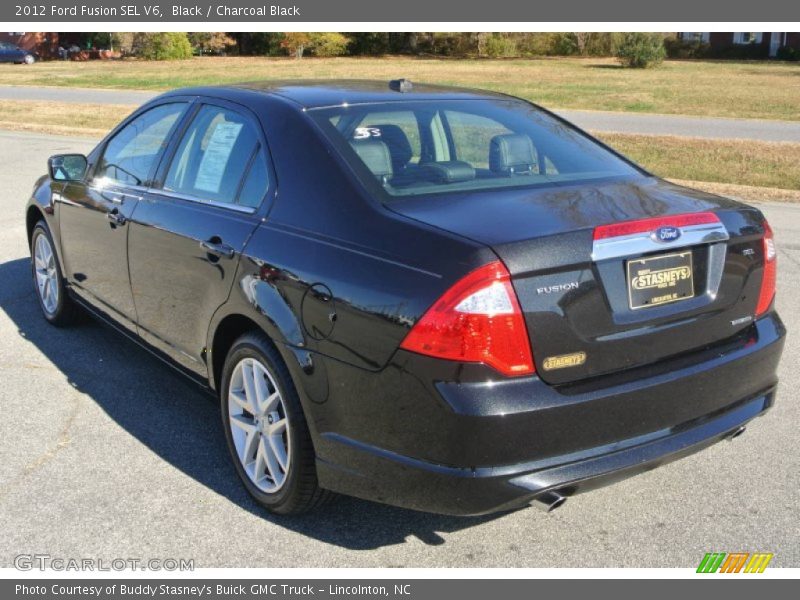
[238,149,269,208]
[164,105,265,207]
[96,103,186,187]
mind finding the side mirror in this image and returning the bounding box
[48,154,88,182]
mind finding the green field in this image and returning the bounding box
[1,56,799,120]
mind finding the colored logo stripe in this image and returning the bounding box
[697,553,726,573]
[697,552,773,573]
[719,553,749,573]
[744,553,773,573]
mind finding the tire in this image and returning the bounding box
[220,331,330,514]
[30,220,80,326]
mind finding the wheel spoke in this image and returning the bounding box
[252,364,270,416]
[35,269,47,289]
[229,389,250,412]
[268,431,288,471]
[255,438,270,484]
[269,418,286,436]
[241,361,259,415]
[262,436,282,485]
[243,426,260,464]
[229,413,255,435]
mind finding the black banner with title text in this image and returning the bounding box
[3,0,800,23]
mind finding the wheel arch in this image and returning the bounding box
[209,313,267,394]
[26,204,46,248]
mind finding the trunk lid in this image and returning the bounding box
[389,177,768,383]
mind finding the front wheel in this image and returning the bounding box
[220,332,330,514]
[30,220,79,326]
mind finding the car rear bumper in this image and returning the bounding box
[313,313,785,515]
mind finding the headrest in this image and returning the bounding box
[489,133,536,175]
[349,139,393,181]
[372,124,413,172]
[421,160,476,184]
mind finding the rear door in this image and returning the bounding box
[57,101,189,331]
[127,100,273,376]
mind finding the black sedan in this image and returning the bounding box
[0,42,36,64]
[26,80,785,515]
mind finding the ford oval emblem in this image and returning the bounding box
[652,226,681,243]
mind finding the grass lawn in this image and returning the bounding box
[0,56,799,121]
[0,100,136,137]
[2,100,798,202]
[603,134,800,191]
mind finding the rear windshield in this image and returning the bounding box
[309,99,644,199]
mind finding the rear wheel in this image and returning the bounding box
[220,331,329,514]
[31,221,79,326]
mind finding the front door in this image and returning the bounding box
[56,102,189,331]
[127,101,272,375]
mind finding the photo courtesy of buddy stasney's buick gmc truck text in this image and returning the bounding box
[27,80,785,515]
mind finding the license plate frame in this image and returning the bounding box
[626,251,695,310]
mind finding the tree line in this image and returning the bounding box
[102,33,674,67]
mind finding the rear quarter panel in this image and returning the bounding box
[208,96,494,385]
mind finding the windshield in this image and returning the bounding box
[310,99,644,199]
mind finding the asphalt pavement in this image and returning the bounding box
[0,130,798,568]
[2,84,800,142]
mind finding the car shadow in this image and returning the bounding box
[0,256,509,550]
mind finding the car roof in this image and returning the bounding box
[162,79,514,110]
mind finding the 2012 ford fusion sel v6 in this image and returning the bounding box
[26,80,785,515]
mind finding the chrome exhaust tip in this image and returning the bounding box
[727,425,747,441]
[533,490,567,512]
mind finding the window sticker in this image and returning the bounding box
[354,126,382,140]
[194,121,244,193]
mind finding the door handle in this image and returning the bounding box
[200,240,235,259]
[106,210,126,226]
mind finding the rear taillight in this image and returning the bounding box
[755,220,777,316]
[400,261,535,377]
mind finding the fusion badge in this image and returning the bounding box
[542,351,587,371]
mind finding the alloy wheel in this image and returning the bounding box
[34,233,59,315]
[227,357,291,493]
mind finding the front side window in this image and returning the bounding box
[312,99,642,199]
[95,103,186,187]
[164,105,264,207]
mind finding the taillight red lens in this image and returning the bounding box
[755,220,777,316]
[399,261,535,377]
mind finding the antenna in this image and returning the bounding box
[389,79,413,93]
